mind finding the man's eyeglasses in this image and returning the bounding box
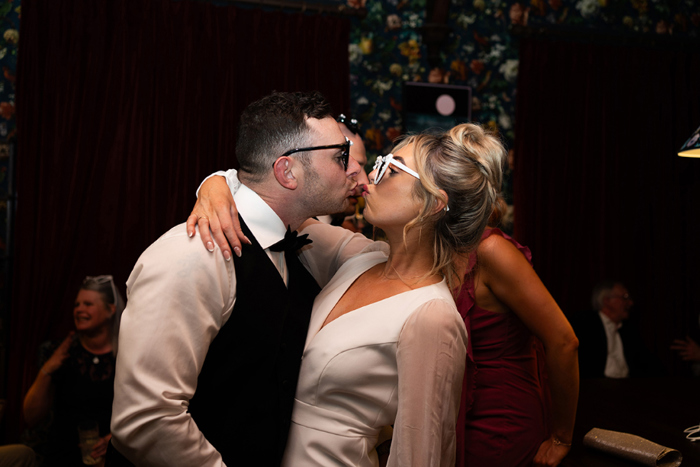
[336,114,359,135]
[372,154,420,185]
[274,137,352,170]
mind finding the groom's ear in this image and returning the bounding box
[272,157,299,190]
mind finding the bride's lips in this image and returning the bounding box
[360,184,369,196]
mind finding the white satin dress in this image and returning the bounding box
[282,244,468,467]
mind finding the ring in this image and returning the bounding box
[198,216,209,221]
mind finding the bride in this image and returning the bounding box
[190,123,505,465]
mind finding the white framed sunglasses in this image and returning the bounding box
[84,275,117,305]
[372,153,420,185]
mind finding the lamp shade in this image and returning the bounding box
[678,124,700,157]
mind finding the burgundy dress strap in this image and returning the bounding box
[487,227,532,263]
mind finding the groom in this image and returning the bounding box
[110,91,364,466]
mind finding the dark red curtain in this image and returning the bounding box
[7,0,349,440]
[514,36,700,376]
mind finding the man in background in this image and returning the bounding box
[572,281,664,378]
[317,114,369,233]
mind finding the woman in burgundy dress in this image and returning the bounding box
[455,219,579,467]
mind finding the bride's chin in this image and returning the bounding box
[364,206,398,232]
[363,209,378,226]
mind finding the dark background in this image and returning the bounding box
[514,34,700,376]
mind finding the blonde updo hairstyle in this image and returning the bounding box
[395,123,506,290]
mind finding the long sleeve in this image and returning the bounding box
[390,301,468,467]
[196,169,240,197]
[299,222,382,288]
[111,223,236,467]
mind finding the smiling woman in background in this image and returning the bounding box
[23,276,124,466]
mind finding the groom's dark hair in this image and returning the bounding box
[236,91,333,182]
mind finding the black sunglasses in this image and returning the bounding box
[336,114,359,135]
[274,137,352,170]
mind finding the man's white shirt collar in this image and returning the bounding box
[599,311,623,332]
[234,183,287,250]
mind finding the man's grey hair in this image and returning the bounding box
[591,280,619,311]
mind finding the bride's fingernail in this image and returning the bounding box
[207,242,215,252]
[234,247,242,258]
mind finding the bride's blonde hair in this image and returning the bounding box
[394,123,505,291]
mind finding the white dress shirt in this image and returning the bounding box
[111,182,376,466]
[599,312,630,378]
[235,184,290,284]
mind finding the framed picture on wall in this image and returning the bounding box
[402,82,472,134]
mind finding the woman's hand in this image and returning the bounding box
[671,336,700,362]
[186,175,250,261]
[90,433,112,461]
[41,332,74,376]
[532,436,571,467]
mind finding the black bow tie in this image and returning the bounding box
[269,226,313,252]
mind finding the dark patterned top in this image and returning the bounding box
[37,337,115,466]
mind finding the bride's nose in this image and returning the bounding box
[368,168,377,185]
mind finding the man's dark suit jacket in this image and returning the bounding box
[571,311,663,378]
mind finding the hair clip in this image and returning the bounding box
[337,114,359,135]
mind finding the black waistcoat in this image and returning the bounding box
[188,217,321,466]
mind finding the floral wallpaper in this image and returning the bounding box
[348,0,700,212]
[0,0,18,144]
[0,0,18,329]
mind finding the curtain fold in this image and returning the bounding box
[8,0,349,440]
[513,36,700,376]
